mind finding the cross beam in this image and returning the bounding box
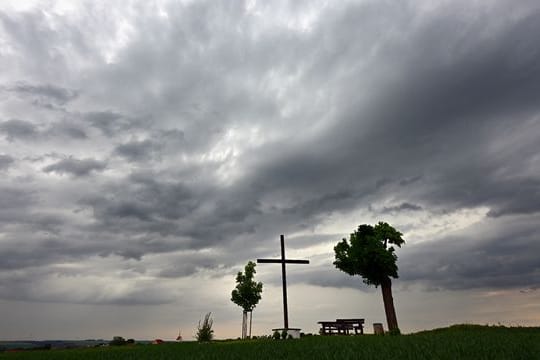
[257,235,309,329]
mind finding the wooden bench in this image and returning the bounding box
[318,318,364,335]
[317,321,340,335]
[336,319,364,335]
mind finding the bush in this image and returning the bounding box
[272,330,280,340]
[109,336,126,346]
[281,330,288,339]
[196,312,214,342]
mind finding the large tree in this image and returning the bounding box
[231,261,263,339]
[334,222,405,333]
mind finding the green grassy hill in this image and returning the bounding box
[1,325,538,360]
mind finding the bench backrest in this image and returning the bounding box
[336,319,364,324]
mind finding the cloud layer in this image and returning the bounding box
[0,0,539,338]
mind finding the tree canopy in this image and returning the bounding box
[231,261,263,312]
[334,222,404,286]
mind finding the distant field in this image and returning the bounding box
[1,325,538,359]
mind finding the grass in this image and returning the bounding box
[1,325,539,360]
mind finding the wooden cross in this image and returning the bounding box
[257,235,309,329]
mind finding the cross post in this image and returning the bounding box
[257,234,309,329]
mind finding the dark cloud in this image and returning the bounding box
[0,187,65,251]
[157,251,230,278]
[0,119,88,142]
[114,139,156,162]
[0,186,35,214]
[0,119,37,140]
[0,154,14,170]
[6,82,78,105]
[399,216,540,290]
[83,111,137,137]
[43,158,107,177]
[228,1,540,225]
[45,122,87,139]
[77,172,262,249]
[381,203,423,214]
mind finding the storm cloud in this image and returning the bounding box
[0,154,14,170]
[6,82,78,106]
[43,157,107,177]
[0,0,539,339]
[0,119,38,140]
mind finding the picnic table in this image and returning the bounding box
[318,318,364,335]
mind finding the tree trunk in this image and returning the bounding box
[248,311,253,339]
[381,277,399,332]
[241,311,248,339]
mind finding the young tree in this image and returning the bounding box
[231,261,263,339]
[333,222,405,333]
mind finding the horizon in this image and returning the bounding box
[1,0,540,341]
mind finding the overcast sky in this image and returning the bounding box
[1,0,539,340]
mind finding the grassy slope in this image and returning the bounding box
[1,325,539,360]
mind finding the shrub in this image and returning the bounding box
[281,330,288,339]
[272,330,281,340]
[109,336,126,346]
[196,312,214,342]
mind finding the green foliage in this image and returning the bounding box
[272,330,280,340]
[231,261,263,312]
[196,312,214,342]
[334,222,404,286]
[388,328,401,336]
[281,330,288,340]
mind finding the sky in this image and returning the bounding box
[1,0,539,341]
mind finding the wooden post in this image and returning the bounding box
[280,235,289,328]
